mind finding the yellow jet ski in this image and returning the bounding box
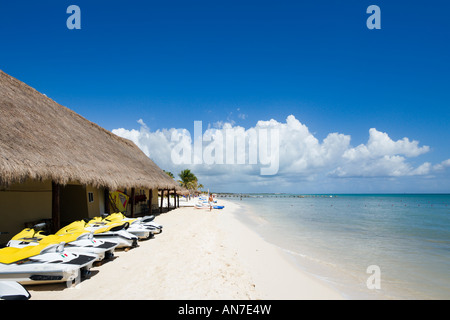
[99,213,155,239]
[59,218,138,249]
[104,212,162,235]
[8,225,116,261]
[0,240,97,285]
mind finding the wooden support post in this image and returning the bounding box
[52,181,61,234]
[160,189,163,214]
[166,189,170,211]
[149,189,153,214]
[174,190,177,208]
[104,188,110,214]
[177,194,180,208]
[130,187,135,217]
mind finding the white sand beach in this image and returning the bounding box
[28,199,343,300]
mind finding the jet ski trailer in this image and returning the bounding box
[0,242,98,285]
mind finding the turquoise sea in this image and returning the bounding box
[223,194,450,300]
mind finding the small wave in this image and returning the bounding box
[280,247,338,268]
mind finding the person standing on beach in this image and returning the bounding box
[209,194,214,211]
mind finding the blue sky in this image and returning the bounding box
[1,1,449,192]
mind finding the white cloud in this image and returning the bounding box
[433,159,450,171]
[342,128,429,161]
[112,115,449,191]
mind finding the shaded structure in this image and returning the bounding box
[0,70,185,239]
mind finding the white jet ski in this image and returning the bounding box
[7,227,118,262]
[102,213,162,236]
[0,242,97,285]
[138,215,163,234]
[60,219,138,249]
[101,215,154,239]
[58,232,117,260]
[0,280,31,300]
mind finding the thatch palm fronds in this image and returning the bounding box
[0,70,181,191]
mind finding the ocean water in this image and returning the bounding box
[223,194,450,300]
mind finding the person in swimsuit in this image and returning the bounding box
[209,194,214,211]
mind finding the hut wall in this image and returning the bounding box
[0,179,109,245]
[150,188,159,211]
[0,179,52,243]
[86,185,105,218]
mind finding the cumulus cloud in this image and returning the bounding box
[342,128,429,160]
[328,128,432,178]
[433,159,450,171]
[111,115,448,190]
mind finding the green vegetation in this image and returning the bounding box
[178,169,204,194]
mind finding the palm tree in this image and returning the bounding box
[163,170,175,179]
[179,169,204,198]
[178,169,197,188]
[186,180,198,192]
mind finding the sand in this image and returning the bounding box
[27,199,343,300]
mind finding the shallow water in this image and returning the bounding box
[224,194,450,299]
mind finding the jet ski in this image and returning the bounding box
[138,215,163,233]
[0,280,31,300]
[102,213,162,236]
[0,242,97,286]
[134,215,163,234]
[7,227,117,262]
[129,214,163,232]
[98,214,153,239]
[59,219,138,249]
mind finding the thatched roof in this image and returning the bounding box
[0,70,182,191]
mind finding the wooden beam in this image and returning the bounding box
[160,189,163,214]
[130,188,135,217]
[149,189,153,214]
[104,188,110,214]
[166,189,170,211]
[174,190,177,208]
[52,181,61,233]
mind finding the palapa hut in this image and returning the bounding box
[0,70,183,242]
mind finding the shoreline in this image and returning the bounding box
[27,198,343,300]
[217,199,343,300]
